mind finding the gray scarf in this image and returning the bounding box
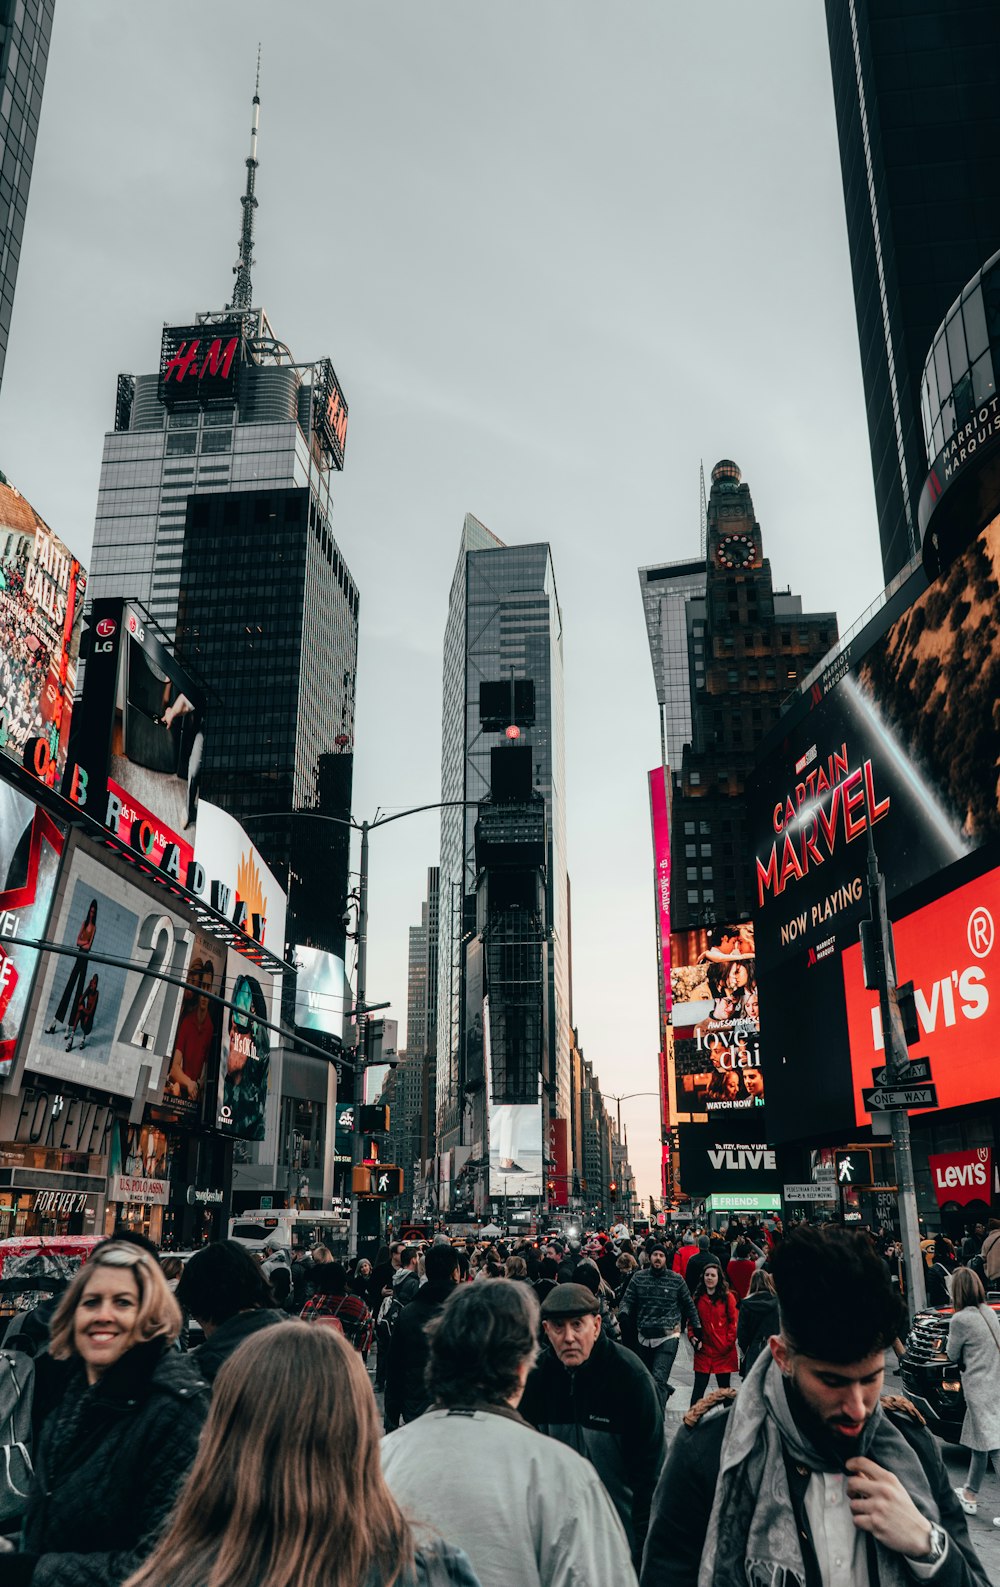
[697,1352,940,1587]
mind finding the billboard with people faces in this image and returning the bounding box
[671,924,764,1120]
[0,783,66,1077]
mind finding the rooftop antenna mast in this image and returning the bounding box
[229,46,261,311]
[699,459,707,560]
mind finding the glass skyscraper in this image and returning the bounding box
[0,0,54,395]
[436,516,570,1183]
[825,0,1000,585]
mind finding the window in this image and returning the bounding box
[686,866,698,881]
[683,822,695,835]
[686,890,699,906]
[700,843,712,856]
[689,771,701,786]
[685,843,697,858]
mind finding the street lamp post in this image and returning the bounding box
[245,799,480,1255]
[601,1091,660,1224]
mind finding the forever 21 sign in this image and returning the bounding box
[159,322,243,406]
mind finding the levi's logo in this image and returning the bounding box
[935,1161,987,1191]
[164,336,238,386]
[871,967,988,1050]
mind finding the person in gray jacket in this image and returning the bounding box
[619,1244,701,1408]
[381,1279,638,1587]
[949,1266,1000,1522]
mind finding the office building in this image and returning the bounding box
[382,868,440,1215]
[824,0,1000,584]
[0,0,53,395]
[436,516,570,1201]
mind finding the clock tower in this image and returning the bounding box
[706,459,763,575]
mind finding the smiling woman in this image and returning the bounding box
[0,1242,209,1587]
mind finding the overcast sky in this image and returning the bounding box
[0,2,887,1204]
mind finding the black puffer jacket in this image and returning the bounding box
[735,1290,779,1373]
[13,1339,208,1587]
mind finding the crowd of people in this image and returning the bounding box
[0,1216,989,1586]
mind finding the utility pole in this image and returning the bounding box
[348,820,370,1258]
[861,812,926,1316]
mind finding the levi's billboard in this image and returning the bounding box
[844,864,1000,1124]
[749,510,1000,1143]
[927,1147,992,1210]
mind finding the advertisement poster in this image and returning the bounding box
[0,784,65,1075]
[28,847,195,1099]
[488,1098,543,1198]
[677,1121,780,1200]
[333,1102,354,1165]
[548,1117,569,1207]
[843,863,1000,1124]
[67,599,206,864]
[216,949,273,1141]
[194,801,286,954]
[749,512,1000,1143]
[0,478,86,784]
[161,928,224,1123]
[293,945,346,1037]
[671,925,763,1117]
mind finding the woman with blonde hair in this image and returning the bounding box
[3,1242,208,1587]
[125,1323,479,1587]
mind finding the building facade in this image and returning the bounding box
[0,0,53,395]
[824,0,1000,584]
[436,518,570,1201]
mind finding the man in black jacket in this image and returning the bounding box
[520,1282,664,1570]
[618,1244,700,1409]
[176,1240,287,1384]
[640,1227,989,1587]
[383,1244,460,1430]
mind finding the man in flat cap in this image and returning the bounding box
[520,1281,665,1570]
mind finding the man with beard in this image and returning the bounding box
[640,1226,988,1587]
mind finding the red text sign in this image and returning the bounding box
[927,1148,992,1209]
[844,866,998,1123]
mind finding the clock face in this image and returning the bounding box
[716,533,757,570]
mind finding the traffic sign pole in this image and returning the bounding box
[863,797,926,1316]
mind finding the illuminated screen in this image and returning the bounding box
[670,925,764,1119]
[750,510,1000,1142]
[488,1099,543,1198]
[293,945,346,1038]
[217,947,275,1142]
[27,845,194,1099]
[0,478,86,784]
[0,784,65,1076]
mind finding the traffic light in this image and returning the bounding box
[609,1179,618,1201]
[547,1179,556,1197]
[359,1104,390,1133]
[352,1164,403,1198]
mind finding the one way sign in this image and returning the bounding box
[870,1057,933,1088]
[862,1083,938,1112]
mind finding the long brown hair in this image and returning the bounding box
[124,1323,413,1587]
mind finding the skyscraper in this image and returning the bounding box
[86,73,357,960]
[824,0,1000,584]
[0,0,54,395]
[436,516,569,1203]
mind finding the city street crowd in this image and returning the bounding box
[0,1214,993,1585]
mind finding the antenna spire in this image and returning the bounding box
[229,46,261,311]
[699,459,707,559]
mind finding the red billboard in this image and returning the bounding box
[844,864,1000,1124]
[927,1147,992,1210]
[548,1117,569,1208]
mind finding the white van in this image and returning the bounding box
[228,1209,350,1257]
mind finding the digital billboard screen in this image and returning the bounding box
[193,801,286,956]
[67,599,207,872]
[671,925,764,1119]
[677,1121,781,1199]
[0,478,86,784]
[0,783,65,1076]
[749,510,1000,1141]
[292,945,346,1038]
[161,927,225,1125]
[26,844,195,1100]
[216,948,275,1142]
[488,1099,543,1198]
[843,863,1000,1125]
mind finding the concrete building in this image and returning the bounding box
[0,0,54,395]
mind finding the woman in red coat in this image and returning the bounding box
[688,1263,738,1405]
